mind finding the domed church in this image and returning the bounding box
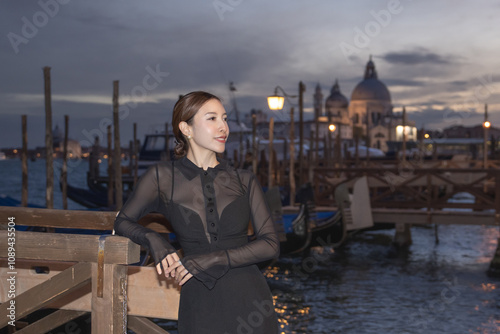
[314,56,414,153]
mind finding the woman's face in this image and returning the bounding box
[183,99,230,154]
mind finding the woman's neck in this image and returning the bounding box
[186,150,218,170]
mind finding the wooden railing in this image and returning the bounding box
[312,167,500,224]
[0,207,179,334]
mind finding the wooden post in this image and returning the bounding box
[289,107,296,206]
[298,81,305,186]
[366,112,370,163]
[91,263,128,333]
[323,136,328,167]
[315,114,319,166]
[43,66,54,209]
[268,117,274,188]
[259,150,267,186]
[310,130,315,166]
[62,115,69,210]
[394,223,412,248]
[483,104,489,168]
[336,124,342,166]
[164,122,170,161]
[128,140,134,174]
[133,123,138,186]
[252,114,257,175]
[233,149,239,168]
[107,125,114,208]
[355,130,360,167]
[308,150,314,185]
[21,115,28,207]
[402,106,407,164]
[326,130,331,167]
[488,169,500,277]
[113,81,123,210]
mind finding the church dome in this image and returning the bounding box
[325,79,348,109]
[351,57,391,102]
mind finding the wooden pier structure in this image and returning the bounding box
[2,157,500,332]
[0,208,179,334]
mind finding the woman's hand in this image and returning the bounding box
[174,264,193,285]
[155,252,192,285]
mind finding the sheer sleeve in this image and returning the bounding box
[182,173,279,289]
[113,164,176,265]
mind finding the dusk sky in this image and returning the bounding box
[1,0,500,149]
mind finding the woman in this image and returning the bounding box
[114,91,280,333]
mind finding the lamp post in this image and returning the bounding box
[328,124,336,167]
[483,104,491,168]
[267,82,306,206]
[402,106,407,163]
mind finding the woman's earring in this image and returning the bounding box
[187,135,192,140]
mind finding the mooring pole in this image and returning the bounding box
[268,117,274,188]
[43,66,54,209]
[21,115,28,207]
[133,123,138,186]
[107,125,114,208]
[62,115,69,210]
[112,81,123,210]
[252,114,257,175]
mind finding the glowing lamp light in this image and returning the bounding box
[329,124,336,132]
[424,133,430,139]
[267,95,285,110]
[484,121,491,128]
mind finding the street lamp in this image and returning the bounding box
[328,124,335,166]
[267,82,306,206]
[483,104,490,168]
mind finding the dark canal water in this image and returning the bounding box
[1,158,499,333]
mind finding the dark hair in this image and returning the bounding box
[172,91,222,158]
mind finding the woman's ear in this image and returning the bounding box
[179,121,190,137]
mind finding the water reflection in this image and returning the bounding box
[269,225,500,334]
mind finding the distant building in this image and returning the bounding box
[442,125,500,139]
[53,124,82,158]
[314,56,417,153]
[242,57,417,155]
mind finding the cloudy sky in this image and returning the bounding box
[1,0,500,148]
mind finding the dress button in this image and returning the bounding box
[214,236,218,241]
[204,171,208,176]
[209,208,213,213]
[211,223,215,227]
[208,198,212,201]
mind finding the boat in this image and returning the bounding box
[0,194,44,208]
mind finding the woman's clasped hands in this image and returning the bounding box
[155,252,193,286]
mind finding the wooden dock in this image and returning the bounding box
[0,207,179,333]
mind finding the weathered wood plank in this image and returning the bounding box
[0,231,140,264]
[16,310,87,334]
[0,207,174,233]
[0,262,92,328]
[0,260,180,320]
[91,263,127,334]
[128,316,171,334]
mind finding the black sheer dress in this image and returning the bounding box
[114,157,280,333]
